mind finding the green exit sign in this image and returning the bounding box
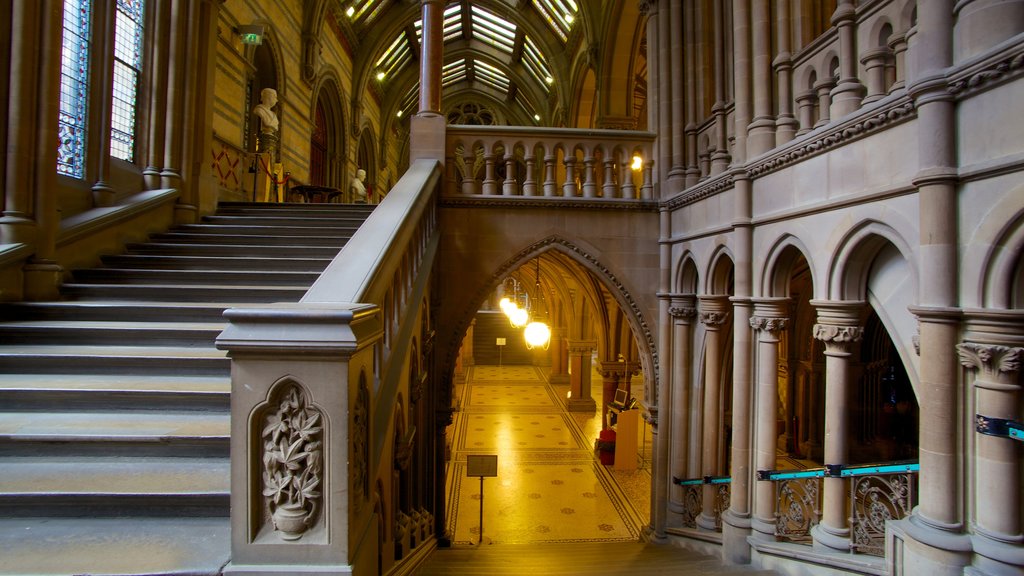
[241,32,262,45]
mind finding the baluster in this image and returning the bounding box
[462,148,477,194]
[543,154,557,196]
[582,156,598,198]
[482,152,497,195]
[523,148,538,195]
[641,161,654,200]
[502,155,516,195]
[602,158,617,198]
[621,161,636,199]
[562,156,578,197]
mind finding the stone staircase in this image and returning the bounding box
[0,202,373,576]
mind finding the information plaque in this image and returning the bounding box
[466,454,498,477]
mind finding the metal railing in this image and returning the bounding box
[757,461,919,555]
[673,475,731,531]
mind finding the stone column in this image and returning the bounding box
[409,0,446,163]
[794,89,817,136]
[161,0,187,192]
[750,298,789,541]
[809,300,865,552]
[89,0,116,206]
[899,3,971,573]
[747,0,775,156]
[710,0,732,173]
[656,0,672,182]
[861,47,894,104]
[668,0,685,182]
[683,3,699,188]
[567,340,598,412]
[599,360,623,427]
[668,297,697,517]
[887,31,908,94]
[829,0,866,118]
[697,295,730,531]
[958,310,1024,574]
[814,78,836,128]
[22,0,63,300]
[143,0,168,189]
[773,0,797,146]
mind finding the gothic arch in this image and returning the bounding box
[442,235,659,403]
[704,246,736,295]
[675,253,701,295]
[760,234,817,298]
[310,71,348,189]
[965,183,1024,309]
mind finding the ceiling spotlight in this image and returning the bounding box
[346,6,355,17]
[376,71,386,81]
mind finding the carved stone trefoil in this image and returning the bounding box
[261,382,324,541]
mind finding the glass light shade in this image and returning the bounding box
[524,321,551,349]
[509,307,529,327]
[499,297,513,314]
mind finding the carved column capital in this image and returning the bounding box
[813,324,863,354]
[698,295,731,328]
[669,306,697,320]
[750,315,789,335]
[957,343,1023,390]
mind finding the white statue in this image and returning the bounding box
[252,87,279,134]
[351,169,367,203]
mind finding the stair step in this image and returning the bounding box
[99,253,331,272]
[0,410,229,457]
[0,301,229,322]
[178,222,362,235]
[60,282,308,302]
[0,320,224,346]
[125,241,342,258]
[0,456,229,516]
[0,516,230,575]
[0,374,229,410]
[216,201,376,216]
[194,217,366,229]
[149,231,349,246]
[0,344,229,375]
[71,268,320,286]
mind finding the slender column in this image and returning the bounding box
[750,298,789,541]
[501,154,516,195]
[656,0,672,182]
[409,0,446,162]
[887,32,908,94]
[600,361,622,427]
[958,311,1024,574]
[809,300,865,552]
[23,0,64,300]
[901,4,971,572]
[418,0,443,114]
[89,1,116,206]
[642,0,661,184]
[143,0,168,189]
[566,340,597,412]
[668,0,685,181]
[794,90,817,135]
[773,0,797,145]
[829,0,865,118]
[813,78,835,128]
[683,2,699,188]
[3,1,44,247]
[668,298,696,522]
[697,296,730,531]
[747,0,775,156]
[160,0,186,191]
[710,0,731,173]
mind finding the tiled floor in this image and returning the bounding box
[445,365,651,545]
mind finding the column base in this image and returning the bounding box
[970,524,1024,574]
[696,512,718,532]
[750,515,776,542]
[721,510,752,564]
[830,81,866,119]
[887,514,972,576]
[811,522,851,552]
[23,261,63,301]
[0,212,36,245]
[409,113,447,163]
[174,203,198,225]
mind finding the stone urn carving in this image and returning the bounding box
[261,385,323,541]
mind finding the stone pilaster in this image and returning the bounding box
[750,298,789,541]
[958,310,1024,575]
[566,340,598,412]
[697,295,730,531]
[668,298,697,519]
[809,300,865,553]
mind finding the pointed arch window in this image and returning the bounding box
[110,0,145,161]
[58,0,93,177]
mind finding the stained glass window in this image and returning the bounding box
[58,0,92,178]
[111,0,145,161]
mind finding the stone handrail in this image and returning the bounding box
[445,125,657,201]
[217,159,442,574]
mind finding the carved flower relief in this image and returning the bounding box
[261,384,323,541]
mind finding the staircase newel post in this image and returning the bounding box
[217,303,383,575]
